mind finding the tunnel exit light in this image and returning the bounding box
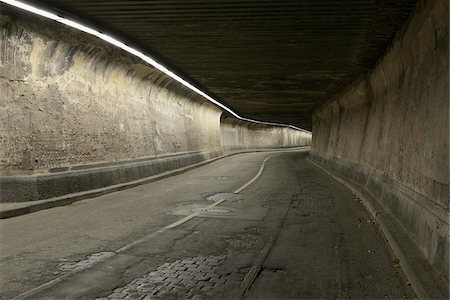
[1,0,309,133]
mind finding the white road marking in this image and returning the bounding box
[164,154,276,229]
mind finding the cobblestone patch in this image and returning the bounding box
[223,227,264,249]
[99,255,245,299]
[294,169,336,216]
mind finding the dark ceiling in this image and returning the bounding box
[30,0,417,130]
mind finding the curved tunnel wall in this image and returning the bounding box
[0,9,311,202]
[310,0,448,275]
[0,10,223,175]
[221,117,311,151]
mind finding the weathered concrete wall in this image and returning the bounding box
[0,9,310,202]
[0,10,222,176]
[221,117,311,151]
[310,0,448,275]
[0,9,223,202]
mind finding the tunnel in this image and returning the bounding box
[0,0,448,299]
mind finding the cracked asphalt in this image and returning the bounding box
[0,150,415,299]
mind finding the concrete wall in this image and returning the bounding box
[0,9,310,202]
[310,0,448,275]
[0,10,223,176]
[221,117,311,151]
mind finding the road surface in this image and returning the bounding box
[0,150,415,299]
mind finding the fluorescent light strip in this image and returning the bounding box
[1,0,310,133]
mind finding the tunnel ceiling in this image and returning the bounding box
[29,0,417,130]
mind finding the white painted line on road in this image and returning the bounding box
[164,154,276,229]
[233,155,273,194]
[116,229,166,253]
[164,199,226,229]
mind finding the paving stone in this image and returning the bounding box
[173,281,185,287]
[195,281,207,288]
[101,255,242,300]
[177,270,191,276]
[126,293,143,299]
[184,282,196,289]
[184,268,197,274]
[225,278,242,285]
[160,280,171,286]
[173,286,188,293]
[138,288,156,294]
[182,260,195,264]
[210,277,227,284]
[172,266,187,272]
[150,276,165,282]
[127,283,140,289]
[139,283,156,289]
[194,275,210,281]
[108,293,127,299]
[207,273,219,279]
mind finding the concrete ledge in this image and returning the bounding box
[308,153,449,299]
[0,147,310,219]
[0,149,223,203]
[222,145,308,151]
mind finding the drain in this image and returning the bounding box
[207,193,244,202]
[195,207,238,216]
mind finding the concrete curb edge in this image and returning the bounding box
[307,157,445,300]
[0,147,310,219]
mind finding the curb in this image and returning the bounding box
[0,147,310,219]
[307,157,447,300]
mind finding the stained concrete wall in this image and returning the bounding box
[310,0,448,275]
[221,117,311,151]
[0,10,223,176]
[0,9,310,202]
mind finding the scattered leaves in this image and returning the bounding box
[392,258,401,268]
[366,217,378,225]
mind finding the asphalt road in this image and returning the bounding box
[0,150,415,299]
